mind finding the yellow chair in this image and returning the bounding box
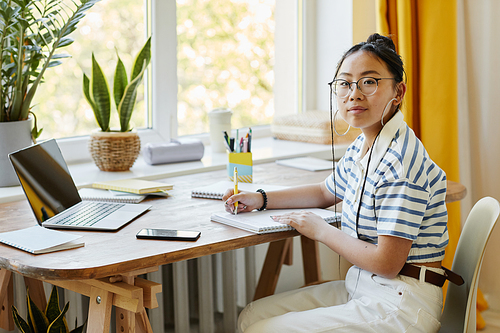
[439,197,500,333]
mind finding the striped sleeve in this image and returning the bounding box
[375,179,430,240]
[325,156,347,201]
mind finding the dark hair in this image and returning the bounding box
[333,33,405,86]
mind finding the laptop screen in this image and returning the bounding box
[9,139,81,224]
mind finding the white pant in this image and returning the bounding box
[238,266,443,333]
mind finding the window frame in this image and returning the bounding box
[58,0,175,163]
[57,0,328,164]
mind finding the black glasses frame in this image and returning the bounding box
[328,77,395,98]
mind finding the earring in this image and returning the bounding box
[333,110,350,136]
[380,98,398,126]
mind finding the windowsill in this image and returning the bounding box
[0,137,348,204]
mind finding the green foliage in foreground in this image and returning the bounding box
[12,285,85,333]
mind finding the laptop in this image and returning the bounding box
[8,139,151,231]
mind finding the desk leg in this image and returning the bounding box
[300,236,322,285]
[116,275,155,333]
[116,275,135,332]
[47,268,160,333]
[136,308,154,332]
[23,277,47,310]
[0,269,13,330]
[88,286,113,333]
[253,238,293,301]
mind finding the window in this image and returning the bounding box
[34,0,148,140]
[176,0,276,136]
[47,0,316,163]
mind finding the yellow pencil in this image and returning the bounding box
[234,167,238,215]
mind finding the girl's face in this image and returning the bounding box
[336,51,405,140]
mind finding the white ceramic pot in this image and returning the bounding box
[0,117,33,187]
[208,108,232,153]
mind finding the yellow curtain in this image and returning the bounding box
[375,0,462,303]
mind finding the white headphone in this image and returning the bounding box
[380,98,398,126]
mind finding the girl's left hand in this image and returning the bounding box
[272,210,330,241]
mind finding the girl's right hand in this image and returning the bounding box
[222,189,264,214]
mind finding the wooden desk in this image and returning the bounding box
[0,163,467,332]
[0,163,334,332]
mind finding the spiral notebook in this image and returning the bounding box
[211,208,341,234]
[0,225,84,254]
[192,180,287,200]
[79,188,147,204]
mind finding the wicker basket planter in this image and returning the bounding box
[89,129,141,171]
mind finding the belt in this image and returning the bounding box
[399,263,464,287]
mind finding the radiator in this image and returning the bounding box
[149,247,256,333]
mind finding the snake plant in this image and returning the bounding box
[83,36,151,132]
[12,285,85,333]
[0,0,100,139]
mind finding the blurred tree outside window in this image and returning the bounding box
[33,0,147,141]
[33,0,275,141]
[177,0,275,136]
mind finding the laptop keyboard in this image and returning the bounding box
[50,201,125,227]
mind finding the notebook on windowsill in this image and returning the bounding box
[275,157,335,172]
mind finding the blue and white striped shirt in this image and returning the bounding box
[325,111,448,263]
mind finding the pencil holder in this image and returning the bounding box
[228,152,253,183]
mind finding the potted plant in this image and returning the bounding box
[83,36,151,171]
[12,285,85,332]
[0,0,100,186]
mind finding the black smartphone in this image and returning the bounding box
[136,228,201,241]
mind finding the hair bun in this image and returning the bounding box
[366,33,396,52]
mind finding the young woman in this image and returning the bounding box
[224,33,452,332]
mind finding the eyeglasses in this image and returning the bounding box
[329,77,396,98]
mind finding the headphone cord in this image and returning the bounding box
[355,131,381,240]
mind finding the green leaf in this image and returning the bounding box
[118,62,147,132]
[90,54,111,131]
[56,37,74,48]
[28,111,42,142]
[69,317,86,333]
[69,323,86,333]
[113,55,127,111]
[12,306,32,333]
[45,286,61,324]
[47,301,70,333]
[130,36,151,81]
[51,53,71,59]
[16,0,101,121]
[83,72,105,131]
[27,289,50,333]
[47,60,62,68]
[31,123,42,141]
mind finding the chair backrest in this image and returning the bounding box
[439,197,500,333]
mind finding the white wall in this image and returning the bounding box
[312,0,353,112]
[462,0,500,311]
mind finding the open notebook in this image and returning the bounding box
[191,180,287,200]
[211,208,341,234]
